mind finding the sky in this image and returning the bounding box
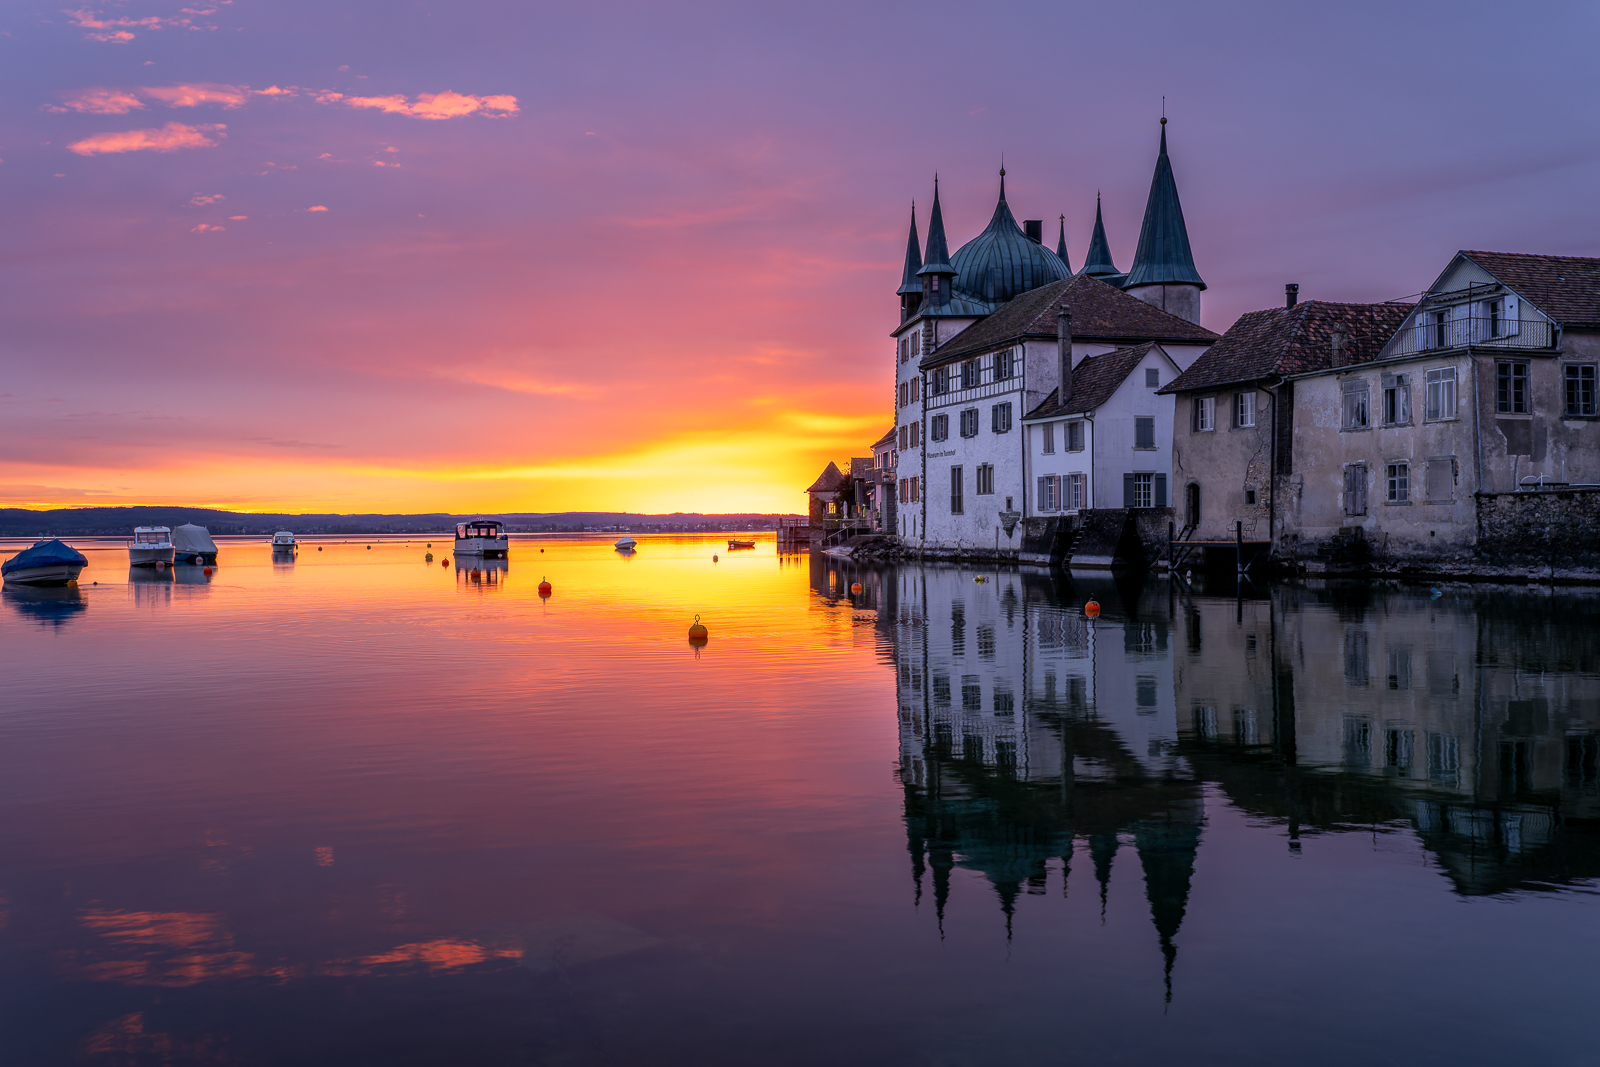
[4,0,1600,515]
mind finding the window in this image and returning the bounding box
[991,402,1012,433]
[1565,364,1597,416]
[1041,422,1055,454]
[898,382,906,408]
[976,464,995,495]
[1487,298,1504,338]
[949,466,963,514]
[1234,391,1256,428]
[1244,487,1257,506]
[1430,310,1449,349]
[1065,472,1085,510]
[931,413,948,441]
[1342,379,1370,430]
[911,377,919,403]
[994,349,1014,380]
[1134,416,1155,449]
[1382,374,1411,425]
[1193,396,1215,432]
[1145,368,1160,388]
[1124,472,1166,508]
[1067,421,1085,452]
[932,367,949,395]
[959,408,979,437]
[961,360,979,389]
[1425,367,1457,420]
[910,476,920,503]
[909,421,919,448]
[1344,464,1368,516]
[1386,461,1410,504]
[1426,457,1454,502]
[1037,474,1060,511]
[898,425,906,451]
[1496,362,1528,413]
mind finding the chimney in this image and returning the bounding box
[1330,328,1348,369]
[1057,305,1073,409]
[1024,220,1043,244]
[1285,283,1299,308]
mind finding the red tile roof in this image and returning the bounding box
[1023,343,1162,419]
[922,273,1216,369]
[871,427,896,450]
[1463,250,1600,327]
[806,461,845,494]
[1159,300,1413,394]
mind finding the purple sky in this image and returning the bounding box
[4,0,1599,511]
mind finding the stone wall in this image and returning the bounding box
[1476,489,1600,573]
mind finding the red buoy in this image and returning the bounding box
[538,577,552,597]
[1085,598,1101,618]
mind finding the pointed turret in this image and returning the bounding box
[1134,808,1202,1004]
[897,202,923,321]
[1089,832,1119,921]
[1056,215,1072,274]
[916,176,958,311]
[1081,194,1121,281]
[1123,118,1205,324]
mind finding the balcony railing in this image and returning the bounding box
[1384,317,1553,358]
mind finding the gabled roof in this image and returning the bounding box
[1461,250,1600,327]
[1159,300,1413,394]
[871,427,896,450]
[1124,123,1205,291]
[1022,343,1166,420]
[921,273,1218,370]
[806,462,846,494]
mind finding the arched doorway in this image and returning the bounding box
[1185,483,1201,526]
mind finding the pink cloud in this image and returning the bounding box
[338,90,518,120]
[306,205,328,212]
[49,87,145,114]
[227,215,246,220]
[252,85,294,97]
[190,223,224,233]
[64,6,218,39]
[68,122,225,156]
[87,30,136,43]
[189,193,224,206]
[141,83,249,108]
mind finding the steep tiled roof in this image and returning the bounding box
[848,457,875,477]
[871,427,896,450]
[1159,300,1413,394]
[806,461,845,494]
[1463,250,1600,327]
[921,273,1216,369]
[1022,343,1160,419]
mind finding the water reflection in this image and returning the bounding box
[457,558,508,592]
[2,583,87,629]
[172,564,215,586]
[872,557,1600,993]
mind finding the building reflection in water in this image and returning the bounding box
[812,554,1600,998]
[456,558,508,592]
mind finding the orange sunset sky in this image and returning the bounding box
[5,1,1599,514]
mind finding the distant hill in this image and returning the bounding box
[0,507,798,537]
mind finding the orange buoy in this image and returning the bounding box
[1084,598,1100,617]
[538,576,552,597]
[850,582,862,595]
[688,614,708,646]
[202,567,212,576]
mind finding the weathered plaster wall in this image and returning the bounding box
[1169,383,1273,542]
[1477,489,1600,573]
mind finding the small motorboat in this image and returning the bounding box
[2,538,88,586]
[172,523,218,564]
[614,537,637,552]
[271,530,296,549]
[727,539,755,550]
[455,518,509,559]
[129,526,175,567]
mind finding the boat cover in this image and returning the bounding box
[2,539,88,577]
[172,524,218,555]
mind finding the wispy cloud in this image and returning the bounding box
[63,6,217,41]
[141,83,249,108]
[306,205,328,212]
[49,87,145,114]
[190,223,224,233]
[189,193,224,206]
[68,122,225,156]
[333,90,519,120]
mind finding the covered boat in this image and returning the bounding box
[2,538,88,587]
[129,527,175,567]
[172,523,218,564]
[455,518,509,559]
[614,537,637,552]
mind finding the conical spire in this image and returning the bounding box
[1089,832,1119,920]
[896,202,923,297]
[1082,194,1119,278]
[916,176,954,277]
[1124,120,1205,290]
[1134,811,1202,1004]
[1056,215,1072,274]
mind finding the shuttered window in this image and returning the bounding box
[1426,457,1454,503]
[1134,417,1155,449]
[991,403,1012,434]
[1041,423,1055,454]
[1067,421,1084,451]
[950,466,963,514]
[976,464,995,495]
[960,409,979,437]
[1344,464,1368,516]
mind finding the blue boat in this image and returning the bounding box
[2,539,89,587]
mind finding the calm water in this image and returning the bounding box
[2,536,1597,1065]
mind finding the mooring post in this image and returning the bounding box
[1236,520,1243,576]
[1168,520,1175,573]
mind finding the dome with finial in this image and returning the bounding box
[949,169,1071,306]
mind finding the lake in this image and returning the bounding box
[2,535,1596,1065]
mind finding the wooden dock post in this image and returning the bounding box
[1168,520,1175,573]
[1236,520,1243,577]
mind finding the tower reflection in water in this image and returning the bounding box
[813,556,1600,998]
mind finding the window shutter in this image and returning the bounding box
[1037,476,1047,510]
[1356,470,1367,515]
[1154,474,1168,507]
[1123,473,1136,508]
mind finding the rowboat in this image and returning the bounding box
[727,539,755,550]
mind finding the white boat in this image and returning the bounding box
[172,523,218,564]
[454,518,509,559]
[614,537,637,551]
[2,539,88,586]
[129,526,175,567]
[271,531,296,549]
